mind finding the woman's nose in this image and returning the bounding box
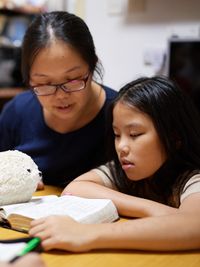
[55,87,71,98]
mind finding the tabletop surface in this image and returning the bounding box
[0,185,200,267]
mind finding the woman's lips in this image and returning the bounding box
[55,104,72,112]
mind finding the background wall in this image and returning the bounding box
[51,0,200,90]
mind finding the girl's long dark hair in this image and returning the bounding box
[106,76,200,207]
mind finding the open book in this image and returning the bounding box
[0,195,119,233]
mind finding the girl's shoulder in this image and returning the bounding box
[180,171,200,202]
[92,163,116,189]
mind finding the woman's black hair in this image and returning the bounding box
[106,76,200,207]
[21,11,103,86]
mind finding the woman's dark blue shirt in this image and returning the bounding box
[0,86,117,186]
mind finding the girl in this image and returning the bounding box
[0,11,117,187]
[29,76,200,251]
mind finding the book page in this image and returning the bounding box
[2,195,58,217]
[5,196,119,224]
[0,242,26,261]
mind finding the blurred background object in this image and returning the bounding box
[0,0,47,109]
[0,0,200,111]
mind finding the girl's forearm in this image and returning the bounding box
[89,213,200,251]
[65,181,177,217]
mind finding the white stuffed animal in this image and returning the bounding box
[0,150,42,205]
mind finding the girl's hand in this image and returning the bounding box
[29,216,96,252]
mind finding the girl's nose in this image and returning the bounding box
[120,146,129,156]
[117,140,130,155]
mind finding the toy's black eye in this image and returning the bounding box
[39,172,42,177]
[27,169,31,173]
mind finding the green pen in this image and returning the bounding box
[9,237,41,263]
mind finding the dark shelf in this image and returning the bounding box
[0,5,36,110]
[0,8,31,16]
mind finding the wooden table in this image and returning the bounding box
[1,186,200,267]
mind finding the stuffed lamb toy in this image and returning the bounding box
[0,150,42,205]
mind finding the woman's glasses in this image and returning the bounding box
[32,74,90,96]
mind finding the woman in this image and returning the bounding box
[30,76,200,251]
[0,11,117,187]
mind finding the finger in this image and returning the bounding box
[29,228,51,243]
[29,222,47,236]
[41,238,58,251]
[41,235,72,251]
[30,217,46,227]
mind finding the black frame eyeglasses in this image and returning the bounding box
[32,74,90,96]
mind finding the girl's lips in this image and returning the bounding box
[120,159,135,170]
[121,163,134,170]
